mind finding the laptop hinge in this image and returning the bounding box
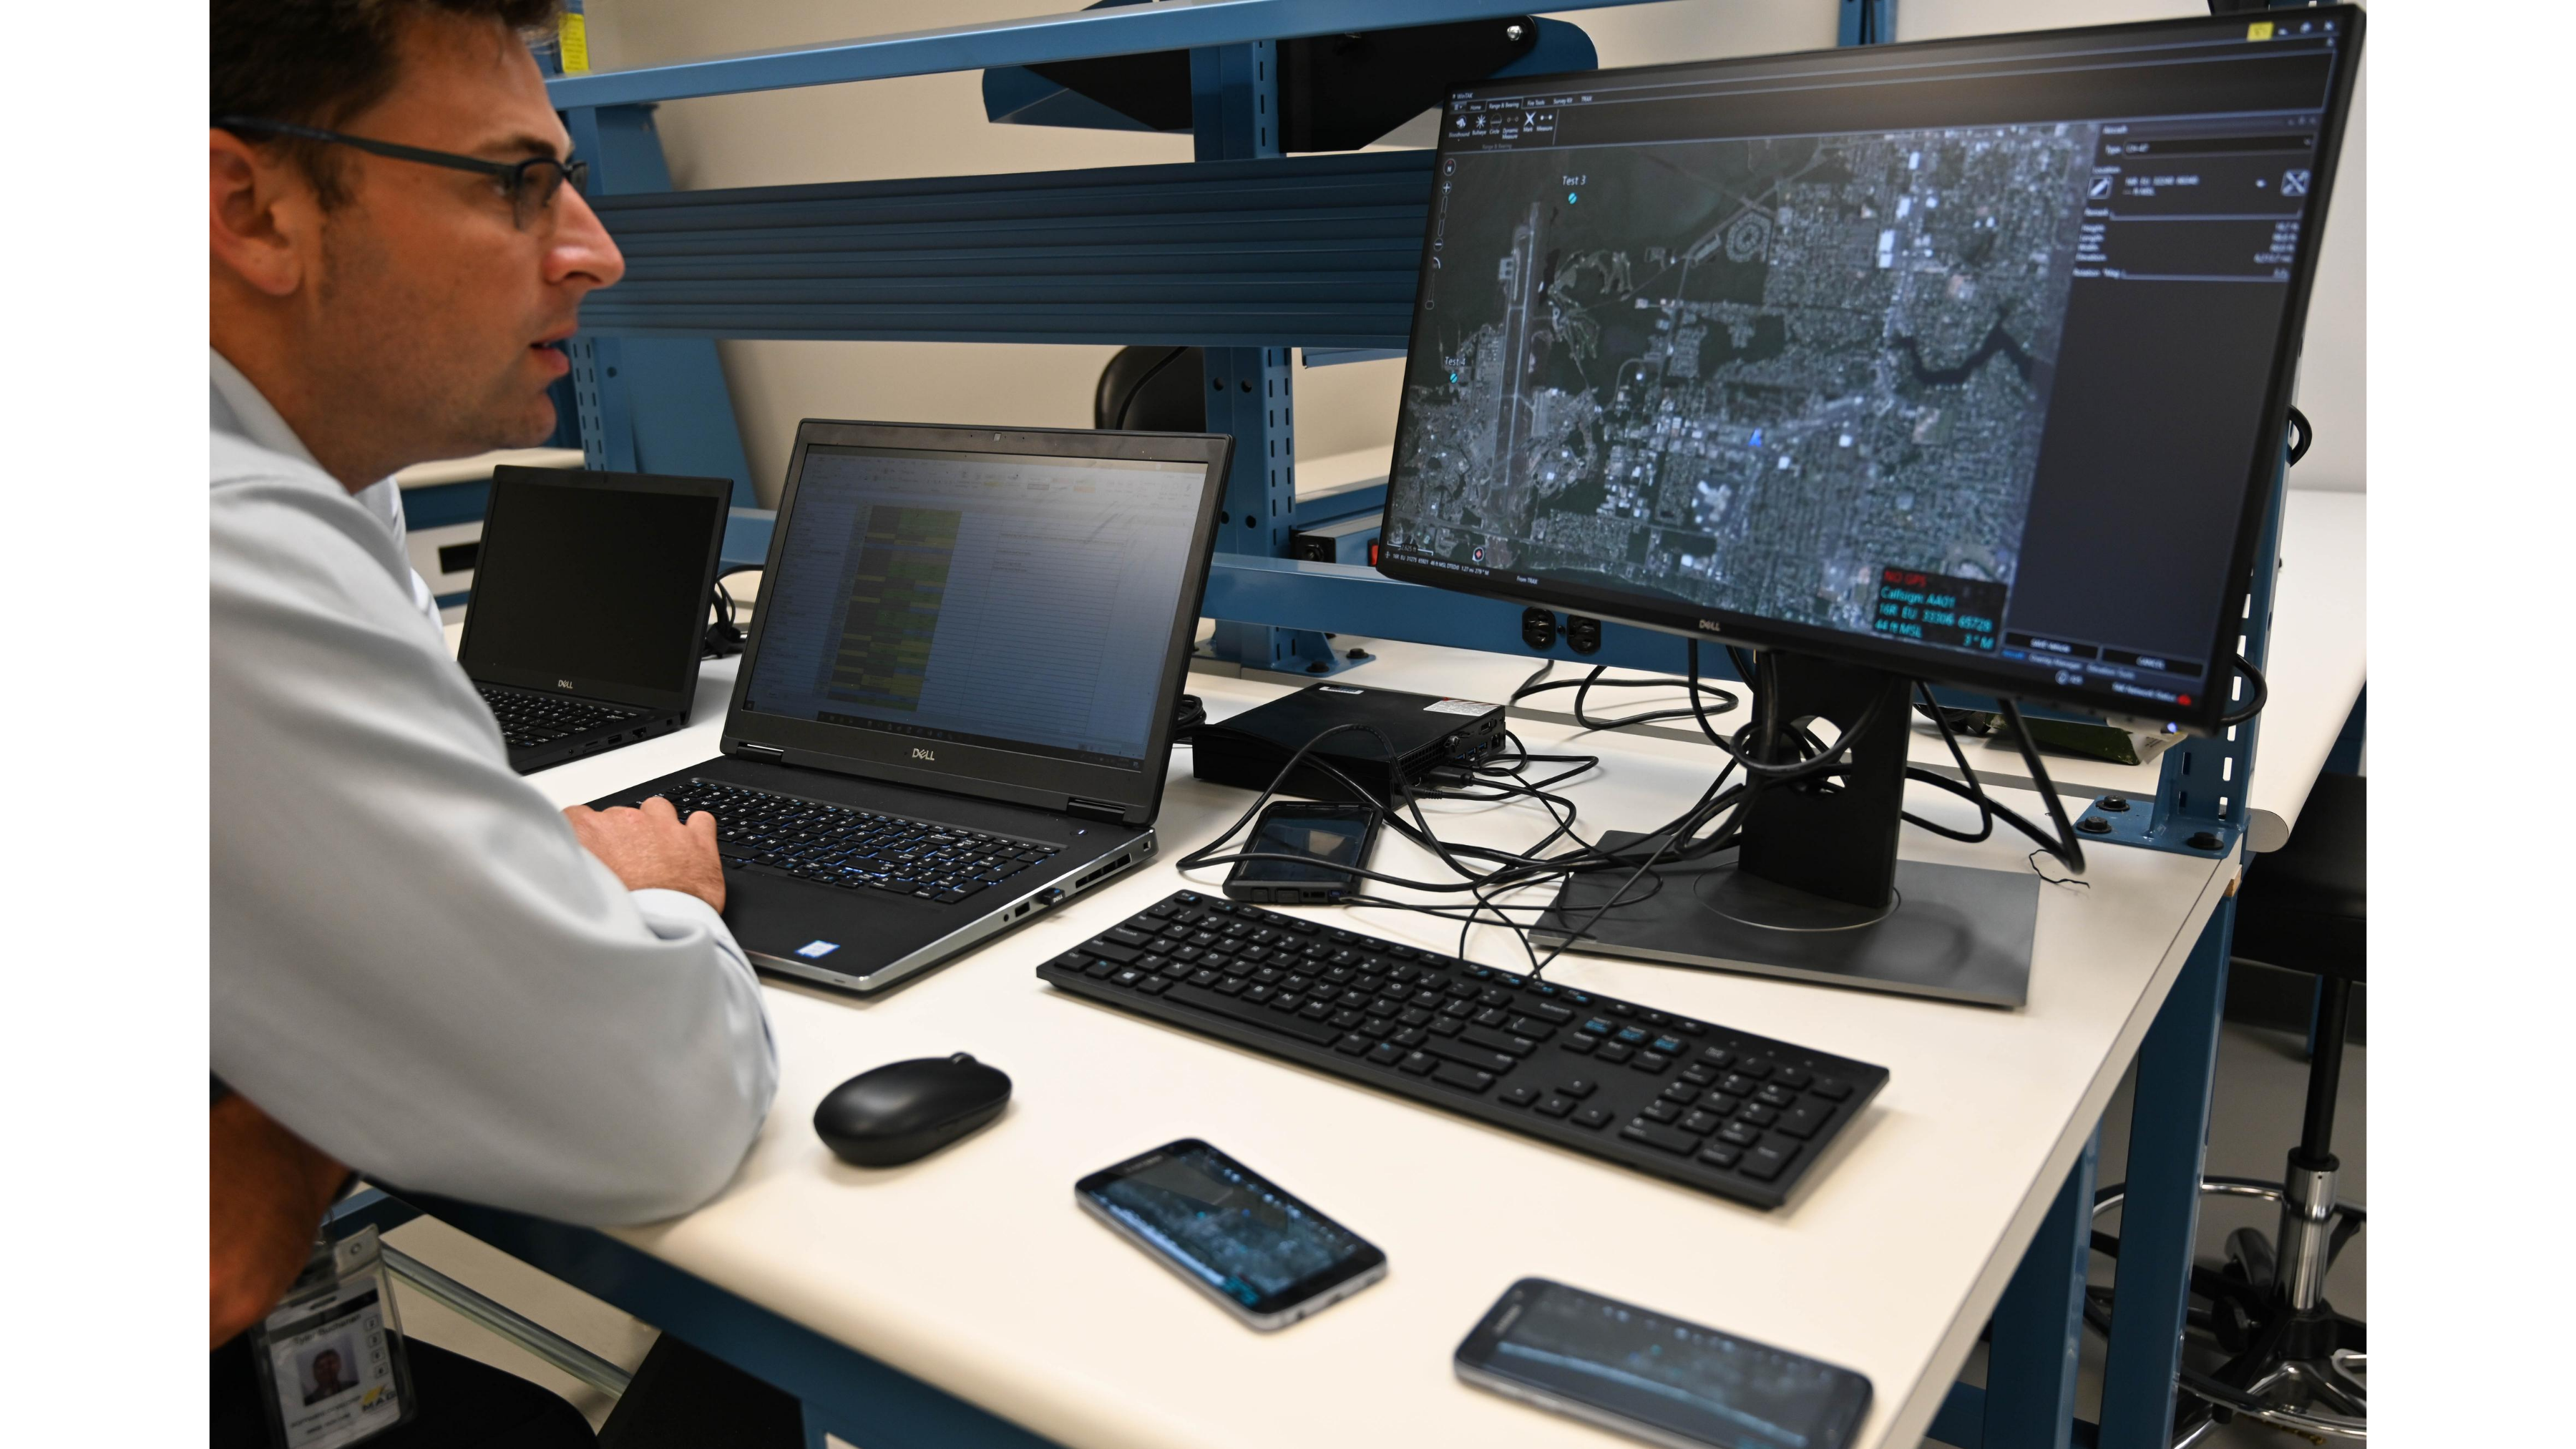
[1065,797,1126,822]
[733,742,786,761]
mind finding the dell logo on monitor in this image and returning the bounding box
[911,747,937,762]
[557,678,576,689]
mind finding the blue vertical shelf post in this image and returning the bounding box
[559,105,758,507]
[1193,39,1345,675]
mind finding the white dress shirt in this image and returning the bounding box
[210,351,778,1224]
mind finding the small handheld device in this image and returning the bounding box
[1455,1278,1872,1449]
[1075,1138,1387,1330]
[1222,801,1380,904]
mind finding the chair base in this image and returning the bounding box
[2087,1174,2366,1444]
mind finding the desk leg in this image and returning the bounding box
[2097,898,2234,1449]
[1984,1131,2100,1449]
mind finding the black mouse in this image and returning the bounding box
[813,1053,1013,1166]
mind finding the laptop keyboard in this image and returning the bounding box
[647,779,1062,905]
[479,686,641,750]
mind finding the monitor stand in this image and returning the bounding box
[1536,653,2039,1008]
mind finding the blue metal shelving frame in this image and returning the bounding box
[526,4,2284,1445]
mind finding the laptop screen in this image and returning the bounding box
[461,472,728,705]
[739,445,1210,771]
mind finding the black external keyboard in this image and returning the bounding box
[1039,892,1889,1209]
[479,686,640,749]
[648,779,1061,905]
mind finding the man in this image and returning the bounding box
[304,1348,357,1406]
[213,1,787,1442]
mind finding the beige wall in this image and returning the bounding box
[586,0,2364,499]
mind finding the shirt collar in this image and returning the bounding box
[210,348,326,474]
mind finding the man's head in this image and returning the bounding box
[311,1349,345,1386]
[211,1,624,488]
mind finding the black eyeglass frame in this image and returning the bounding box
[213,115,590,228]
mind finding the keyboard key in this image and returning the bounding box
[1697,1143,1742,1170]
[1571,1106,1614,1129]
[1719,1122,1763,1148]
[1810,1075,1855,1101]
[1557,1078,1597,1099]
[1397,1052,1438,1077]
[1366,1043,1403,1066]
[1460,1025,1537,1058]
[1737,1057,1775,1080]
[1681,1110,1723,1136]
[1659,1081,1699,1103]
[1596,1043,1634,1065]
[1432,1063,1494,1093]
[1620,1120,1699,1155]
[1335,1034,1370,1055]
[1739,1105,1777,1128]
[1631,1052,1670,1074]
[1775,1106,1830,1140]
[1757,1084,1800,1109]
[1521,1002,1575,1025]
[1499,1085,1538,1107]
[1773,1065,1813,1090]
[1699,1048,1736,1070]
[1559,1035,1598,1055]
[1534,1094,1574,1118]
[1644,1101,1683,1123]
[1506,1016,1561,1040]
[1740,1140,1800,1182]
[1423,1040,1516,1075]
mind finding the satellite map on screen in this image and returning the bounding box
[1389,121,2095,651]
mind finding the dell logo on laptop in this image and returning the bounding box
[557,679,575,690]
[912,747,937,761]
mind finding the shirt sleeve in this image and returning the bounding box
[211,471,778,1225]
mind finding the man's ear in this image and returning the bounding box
[211,130,315,298]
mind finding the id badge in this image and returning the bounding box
[247,1226,416,1448]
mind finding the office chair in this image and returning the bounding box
[2085,772,2366,1444]
[1094,345,1206,432]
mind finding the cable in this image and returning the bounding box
[2220,652,2267,727]
[703,564,761,659]
[1996,700,2087,876]
[1511,661,1742,733]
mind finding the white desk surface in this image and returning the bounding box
[506,650,2235,1449]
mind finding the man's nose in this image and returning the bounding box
[547,185,626,292]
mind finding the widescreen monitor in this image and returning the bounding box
[1377,9,2363,738]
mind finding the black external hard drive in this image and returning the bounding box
[1191,684,1506,804]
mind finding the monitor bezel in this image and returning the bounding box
[1375,7,2365,736]
[459,465,734,713]
[722,419,1231,826]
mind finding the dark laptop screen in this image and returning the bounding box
[461,475,726,703]
[740,446,1208,771]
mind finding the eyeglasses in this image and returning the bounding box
[213,116,589,230]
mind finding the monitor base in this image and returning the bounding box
[1537,832,2039,1008]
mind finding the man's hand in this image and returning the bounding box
[564,795,726,911]
[211,1095,347,1347]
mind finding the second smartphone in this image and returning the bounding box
[1076,1138,1386,1330]
[1455,1277,1872,1449]
[1222,801,1381,904]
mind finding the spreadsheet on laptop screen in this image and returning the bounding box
[741,446,1206,770]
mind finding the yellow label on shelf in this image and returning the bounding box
[560,13,590,73]
[2247,21,2274,41]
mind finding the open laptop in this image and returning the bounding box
[462,466,733,774]
[591,420,1230,994]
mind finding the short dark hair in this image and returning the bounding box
[213,0,563,207]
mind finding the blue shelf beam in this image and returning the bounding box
[547,0,1639,109]
[576,151,1433,348]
